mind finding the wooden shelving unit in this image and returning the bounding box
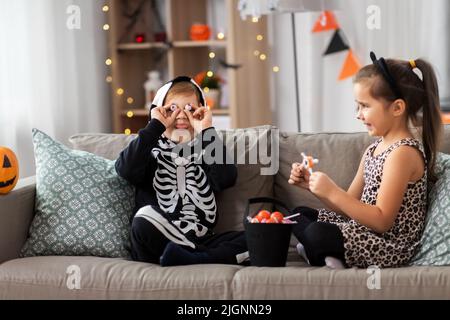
[107,0,272,133]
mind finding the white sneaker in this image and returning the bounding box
[324,256,345,269]
[296,242,310,264]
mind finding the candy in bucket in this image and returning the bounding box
[243,197,297,267]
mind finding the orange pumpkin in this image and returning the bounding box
[190,24,211,41]
[0,147,19,194]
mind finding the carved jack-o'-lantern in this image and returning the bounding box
[190,24,211,41]
[0,147,19,194]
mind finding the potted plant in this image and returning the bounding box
[194,71,223,109]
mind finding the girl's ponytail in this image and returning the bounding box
[414,59,443,183]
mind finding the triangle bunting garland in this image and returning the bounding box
[338,50,361,80]
[312,11,339,33]
[313,11,361,80]
[323,29,349,55]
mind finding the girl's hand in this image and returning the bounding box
[186,106,212,134]
[150,105,180,128]
[288,162,311,190]
[309,172,338,198]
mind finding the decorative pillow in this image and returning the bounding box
[411,152,450,265]
[20,129,134,258]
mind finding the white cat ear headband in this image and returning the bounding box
[150,76,206,110]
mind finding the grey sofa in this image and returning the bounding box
[1,125,450,299]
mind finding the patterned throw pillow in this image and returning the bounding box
[411,153,450,265]
[20,129,134,258]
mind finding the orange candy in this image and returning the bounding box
[255,210,271,222]
[266,217,278,223]
[251,210,285,223]
[270,211,284,223]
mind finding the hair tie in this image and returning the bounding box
[409,59,423,82]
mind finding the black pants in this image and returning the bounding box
[290,206,346,266]
[130,216,247,264]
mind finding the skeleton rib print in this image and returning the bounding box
[151,137,217,239]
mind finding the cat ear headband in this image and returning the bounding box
[150,76,206,110]
[370,51,403,99]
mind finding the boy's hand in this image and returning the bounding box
[186,106,212,134]
[150,105,180,128]
[288,162,310,190]
[309,172,338,198]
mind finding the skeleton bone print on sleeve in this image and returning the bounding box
[151,138,217,239]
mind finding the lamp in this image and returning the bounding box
[238,0,340,131]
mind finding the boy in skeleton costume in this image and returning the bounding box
[116,76,247,266]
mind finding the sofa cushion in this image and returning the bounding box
[0,256,241,299]
[274,131,376,210]
[68,133,137,160]
[20,129,134,258]
[231,264,450,299]
[69,125,277,233]
[411,152,450,266]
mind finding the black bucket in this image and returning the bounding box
[244,197,293,267]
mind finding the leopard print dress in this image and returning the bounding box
[318,138,427,268]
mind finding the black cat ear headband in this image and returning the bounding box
[370,51,403,99]
[370,52,424,99]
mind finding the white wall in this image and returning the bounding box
[0,0,110,178]
[268,0,450,133]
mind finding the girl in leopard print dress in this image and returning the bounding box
[288,52,443,268]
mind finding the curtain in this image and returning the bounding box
[0,0,110,178]
[269,0,450,132]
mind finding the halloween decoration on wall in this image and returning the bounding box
[313,11,361,80]
[312,10,339,33]
[338,50,361,80]
[323,29,349,55]
[237,1,342,132]
[0,147,19,194]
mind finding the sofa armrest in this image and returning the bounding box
[0,176,36,264]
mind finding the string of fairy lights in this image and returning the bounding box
[203,31,224,95]
[251,17,280,73]
[101,3,279,134]
[102,4,136,135]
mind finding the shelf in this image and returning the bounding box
[121,108,230,117]
[117,40,226,51]
[173,40,226,48]
[117,42,169,50]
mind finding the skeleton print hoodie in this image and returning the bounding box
[115,78,237,245]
